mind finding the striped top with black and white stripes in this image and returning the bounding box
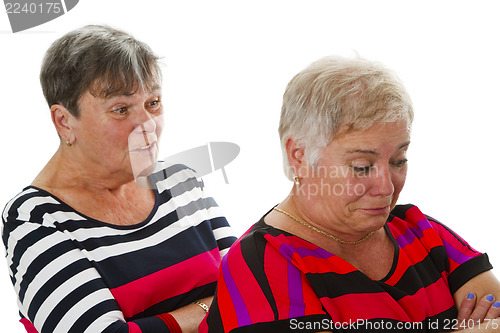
[2,163,237,333]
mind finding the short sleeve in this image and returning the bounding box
[426,215,493,294]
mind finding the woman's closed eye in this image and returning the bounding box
[350,164,373,175]
[391,158,408,169]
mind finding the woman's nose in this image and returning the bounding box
[140,117,156,133]
[372,166,394,197]
[135,108,157,133]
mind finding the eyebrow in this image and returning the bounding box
[344,141,411,156]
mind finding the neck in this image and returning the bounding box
[284,194,368,242]
[33,146,134,193]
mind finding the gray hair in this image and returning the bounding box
[40,25,161,117]
[279,56,414,180]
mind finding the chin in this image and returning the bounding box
[354,213,390,233]
[131,159,157,178]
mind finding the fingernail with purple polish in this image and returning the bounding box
[494,301,500,308]
[467,293,474,300]
[486,295,494,302]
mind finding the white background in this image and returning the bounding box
[1,1,499,331]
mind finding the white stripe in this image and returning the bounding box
[22,248,82,308]
[34,268,105,331]
[84,310,125,333]
[2,188,38,221]
[17,297,28,323]
[219,248,230,259]
[155,165,196,192]
[42,211,86,226]
[14,231,69,293]
[6,222,40,269]
[17,195,60,222]
[213,225,236,242]
[83,208,214,262]
[52,289,116,333]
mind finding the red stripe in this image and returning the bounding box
[405,205,425,222]
[397,278,455,321]
[449,257,460,273]
[227,240,274,323]
[128,322,142,333]
[321,292,411,322]
[432,220,479,257]
[298,254,358,275]
[265,242,291,320]
[321,279,454,323]
[218,269,239,332]
[111,248,220,318]
[384,251,408,286]
[301,273,326,316]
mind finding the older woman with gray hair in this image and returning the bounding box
[2,25,236,333]
[203,56,500,332]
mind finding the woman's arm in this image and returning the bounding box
[454,271,500,332]
[4,219,210,333]
[170,296,212,333]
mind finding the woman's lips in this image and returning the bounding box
[361,206,391,215]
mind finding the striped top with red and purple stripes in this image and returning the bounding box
[202,204,492,332]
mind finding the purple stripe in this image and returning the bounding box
[287,261,305,317]
[395,219,432,248]
[221,252,252,326]
[443,239,474,265]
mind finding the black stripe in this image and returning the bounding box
[240,219,282,321]
[217,236,238,251]
[97,221,219,288]
[41,279,109,333]
[18,237,76,302]
[206,292,224,333]
[28,258,92,320]
[307,270,386,299]
[448,253,492,294]
[210,216,232,230]
[390,246,449,299]
[68,299,121,333]
[130,283,216,320]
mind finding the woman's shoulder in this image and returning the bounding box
[388,203,470,248]
[389,204,449,228]
[2,186,61,225]
[388,203,438,228]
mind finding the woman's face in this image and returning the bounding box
[297,119,410,237]
[70,86,164,183]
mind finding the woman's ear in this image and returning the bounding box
[285,137,306,178]
[50,104,75,144]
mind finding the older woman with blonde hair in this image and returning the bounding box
[2,25,236,333]
[203,56,500,332]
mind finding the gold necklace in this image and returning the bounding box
[273,207,374,245]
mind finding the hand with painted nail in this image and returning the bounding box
[456,293,500,331]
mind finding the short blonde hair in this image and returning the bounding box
[278,56,414,180]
